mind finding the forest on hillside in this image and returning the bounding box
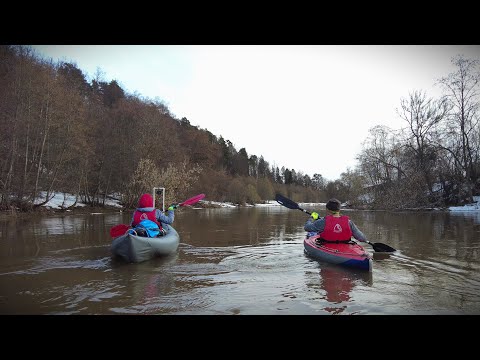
[1,45,479,211]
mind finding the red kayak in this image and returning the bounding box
[304,234,372,271]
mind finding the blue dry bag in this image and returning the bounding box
[135,219,161,237]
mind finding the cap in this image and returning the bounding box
[326,198,341,212]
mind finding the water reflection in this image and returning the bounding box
[110,254,181,314]
[176,207,305,247]
[449,210,480,224]
[0,212,120,260]
[307,264,372,315]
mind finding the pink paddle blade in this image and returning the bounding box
[110,224,130,238]
[179,193,205,207]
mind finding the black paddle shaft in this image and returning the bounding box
[275,193,312,215]
[275,193,396,253]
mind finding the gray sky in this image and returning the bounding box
[32,45,480,180]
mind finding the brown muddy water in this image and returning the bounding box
[1,205,479,315]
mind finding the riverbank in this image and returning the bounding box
[1,192,478,219]
[0,194,275,219]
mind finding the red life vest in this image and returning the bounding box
[132,209,162,229]
[319,215,353,242]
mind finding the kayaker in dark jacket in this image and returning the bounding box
[304,198,367,242]
[131,193,175,228]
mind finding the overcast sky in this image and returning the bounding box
[32,45,480,180]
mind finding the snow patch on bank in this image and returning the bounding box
[449,196,480,212]
[34,192,122,210]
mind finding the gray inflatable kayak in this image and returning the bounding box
[111,224,180,263]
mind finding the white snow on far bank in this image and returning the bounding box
[449,196,480,212]
[200,200,237,208]
[200,200,327,208]
[34,192,122,210]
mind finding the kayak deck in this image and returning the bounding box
[304,234,372,271]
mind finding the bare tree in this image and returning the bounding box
[358,125,405,186]
[437,55,480,203]
[338,169,367,206]
[397,90,450,198]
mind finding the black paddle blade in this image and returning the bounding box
[371,242,396,252]
[275,193,300,210]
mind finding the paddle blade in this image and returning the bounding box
[179,193,206,207]
[110,224,130,238]
[371,242,396,252]
[275,193,300,210]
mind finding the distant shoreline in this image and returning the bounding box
[1,201,460,220]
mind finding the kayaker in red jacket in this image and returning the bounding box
[131,193,175,228]
[304,198,367,243]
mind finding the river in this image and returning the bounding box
[1,205,479,315]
